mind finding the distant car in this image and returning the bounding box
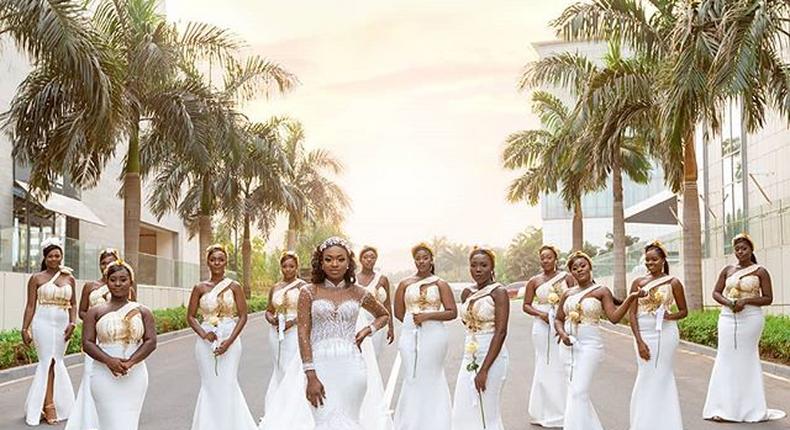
[505,281,526,300]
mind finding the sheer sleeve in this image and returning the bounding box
[361,290,389,331]
[297,285,314,370]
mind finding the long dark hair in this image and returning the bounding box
[644,243,670,275]
[40,244,63,271]
[733,237,758,264]
[311,244,357,285]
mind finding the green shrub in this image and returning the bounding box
[0,296,268,371]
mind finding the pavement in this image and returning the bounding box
[0,304,787,429]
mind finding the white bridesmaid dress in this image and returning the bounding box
[25,269,75,425]
[703,265,786,422]
[190,278,257,430]
[90,302,149,430]
[394,276,452,430]
[357,272,388,356]
[629,276,683,430]
[264,279,303,413]
[65,284,110,430]
[560,286,605,430]
[451,283,508,430]
[528,272,568,428]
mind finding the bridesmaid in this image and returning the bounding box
[357,246,395,355]
[188,244,257,430]
[393,243,457,430]
[554,251,642,430]
[264,251,307,412]
[703,233,786,422]
[83,260,156,430]
[628,241,688,430]
[451,247,509,430]
[22,238,76,425]
[66,248,120,430]
[522,244,574,427]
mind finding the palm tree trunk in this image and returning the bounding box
[612,153,627,301]
[572,198,584,252]
[242,212,252,299]
[286,216,298,251]
[124,119,141,271]
[682,128,703,310]
[198,176,213,280]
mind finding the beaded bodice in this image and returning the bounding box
[96,302,144,345]
[37,272,72,309]
[199,278,236,320]
[89,284,110,308]
[564,286,604,326]
[272,280,303,318]
[535,272,568,306]
[310,298,361,348]
[724,265,762,301]
[460,294,496,334]
[404,276,442,314]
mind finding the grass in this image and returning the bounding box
[0,296,268,371]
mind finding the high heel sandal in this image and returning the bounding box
[42,403,57,425]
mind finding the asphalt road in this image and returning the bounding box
[1,306,787,429]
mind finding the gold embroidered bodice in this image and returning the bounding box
[199,279,236,320]
[89,284,110,308]
[724,273,762,300]
[638,281,675,314]
[38,275,72,309]
[272,281,302,318]
[404,281,442,314]
[564,286,604,326]
[96,303,144,345]
[460,294,496,334]
[535,273,568,306]
[360,273,387,303]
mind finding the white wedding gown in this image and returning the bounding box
[528,273,568,428]
[66,284,110,430]
[25,270,75,425]
[394,276,452,430]
[259,282,390,430]
[90,302,148,430]
[703,266,786,422]
[629,277,683,430]
[190,278,257,430]
[357,272,388,356]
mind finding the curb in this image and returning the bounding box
[0,313,265,386]
[602,322,790,380]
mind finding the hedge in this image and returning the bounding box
[0,296,268,371]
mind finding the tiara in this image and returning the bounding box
[319,236,351,253]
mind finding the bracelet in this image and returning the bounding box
[368,324,378,334]
[302,362,315,373]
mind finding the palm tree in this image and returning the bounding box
[145,56,297,279]
[220,118,296,298]
[281,120,350,251]
[3,0,124,197]
[551,0,790,309]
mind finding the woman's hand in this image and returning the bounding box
[387,326,395,344]
[285,319,296,331]
[637,340,651,361]
[355,327,373,350]
[474,369,488,392]
[733,300,746,313]
[203,331,218,343]
[413,313,428,326]
[265,313,278,326]
[63,323,75,341]
[22,328,32,346]
[539,312,550,324]
[305,373,326,408]
[214,339,232,356]
[105,357,127,377]
[559,333,573,346]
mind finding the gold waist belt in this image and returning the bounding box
[38,300,70,309]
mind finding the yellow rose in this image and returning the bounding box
[568,310,581,323]
[465,340,479,355]
[208,316,220,327]
[727,288,741,300]
[548,292,560,305]
[653,290,666,303]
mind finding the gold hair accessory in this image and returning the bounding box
[469,246,496,267]
[105,259,135,283]
[205,243,227,257]
[647,240,669,256]
[280,251,299,264]
[732,232,755,249]
[411,242,434,258]
[360,245,378,257]
[539,244,561,258]
[566,250,592,268]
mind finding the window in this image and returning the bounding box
[721,99,747,253]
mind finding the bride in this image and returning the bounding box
[259,237,390,430]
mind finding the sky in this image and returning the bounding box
[166,0,577,272]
